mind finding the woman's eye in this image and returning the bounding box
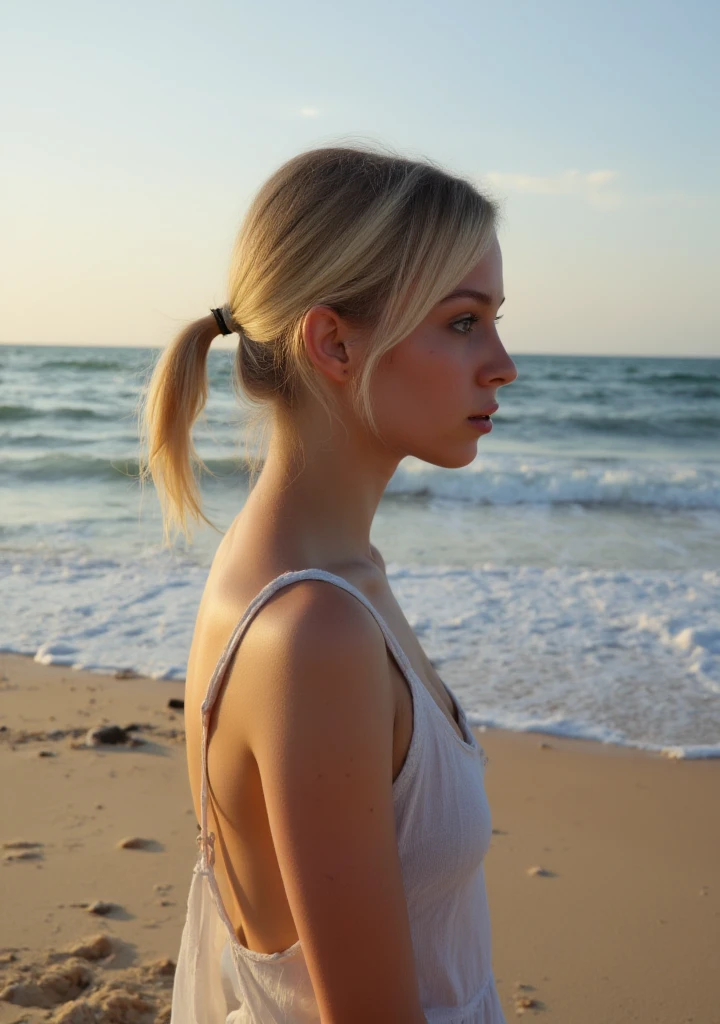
[451,313,503,334]
[451,315,479,334]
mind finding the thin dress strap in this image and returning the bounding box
[197,568,424,869]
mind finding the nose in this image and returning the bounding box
[478,335,518,387]
[501,349,519,386]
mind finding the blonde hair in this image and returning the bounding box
[140,143,501,542]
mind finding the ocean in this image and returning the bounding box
[1,344,718,758]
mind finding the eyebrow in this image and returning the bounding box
[437,289,505,308]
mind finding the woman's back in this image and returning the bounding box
[171,514,506,1023]
[183,512,462,957]
[183,520,409,959]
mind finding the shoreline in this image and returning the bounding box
[14,650,719,761]
[1,652,719,1022]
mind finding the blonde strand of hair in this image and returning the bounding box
[139,313,221,544]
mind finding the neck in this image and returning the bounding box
[241,405,400,569]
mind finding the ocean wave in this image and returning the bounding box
[640,371,720,385]
[0,453,248,483]
[494,410,720,437]
[561,413,720,436]
[0,405,35,422]
[0,431,100,449]
[36,357,135,372]
[3,450,719,509]
[0,404,115,423]
[386,456,720,510]
[543,371,592,381]
[0,454,143,482]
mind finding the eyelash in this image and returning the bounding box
[451,314,504,334]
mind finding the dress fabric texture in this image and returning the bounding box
[170,568,506,1023]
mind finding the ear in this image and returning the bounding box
[301,305,358,383]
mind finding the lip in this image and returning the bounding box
[468,403,499,418]
[466,416,493,434]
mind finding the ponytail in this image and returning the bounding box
[139,313,220,543]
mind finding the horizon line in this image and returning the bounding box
[1,340,718,360]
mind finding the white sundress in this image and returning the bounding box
[171,568,506,1023]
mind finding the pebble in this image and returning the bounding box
[514,994,540,1013]
[167,698,184,710]
[87,901,115,916]
[4,849,43,863]
[85,725,131,747]
[526,865,551,877]
[117,837,152,850]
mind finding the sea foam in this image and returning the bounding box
[2,551,718,758]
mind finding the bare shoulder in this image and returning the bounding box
[236,576,393,741]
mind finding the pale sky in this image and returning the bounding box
[1,0,718,356]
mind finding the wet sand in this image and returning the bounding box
[1,652,718,1023]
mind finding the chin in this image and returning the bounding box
[408,442,479,470]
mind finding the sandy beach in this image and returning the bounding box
[1,652,718,1024]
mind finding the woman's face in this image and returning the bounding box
[369,234,518,467]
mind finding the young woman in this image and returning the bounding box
[142,144,517,1024]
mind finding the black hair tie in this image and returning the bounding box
[210,306,237,336]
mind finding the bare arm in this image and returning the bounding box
[245,581,426,1024]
